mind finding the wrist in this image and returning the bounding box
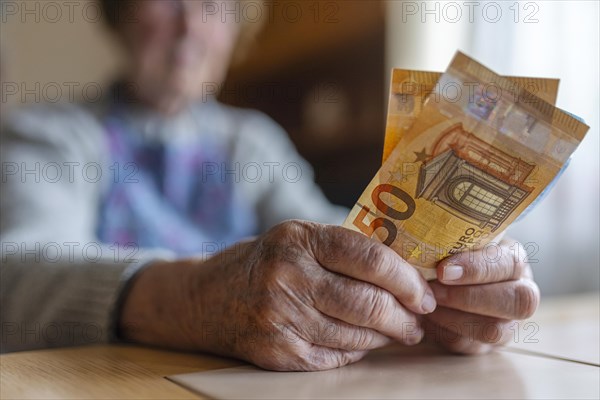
[118,259,199,349]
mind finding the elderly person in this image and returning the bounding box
[0,0,539,370]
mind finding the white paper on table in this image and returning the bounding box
[167,345,599,400]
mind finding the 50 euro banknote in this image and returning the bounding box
[343,52,589,280]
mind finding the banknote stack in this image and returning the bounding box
[343,52,589,280]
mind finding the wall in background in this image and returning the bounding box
[2,0,123,106]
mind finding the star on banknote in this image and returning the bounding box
[387,170,405,183]
[413,148,430,162]
[408,245,422,260]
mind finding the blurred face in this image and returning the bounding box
[118,0,241,114]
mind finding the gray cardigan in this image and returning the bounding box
[0,98,347,352]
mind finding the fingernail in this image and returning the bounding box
[443,265,464,281]
[421,292,437,313]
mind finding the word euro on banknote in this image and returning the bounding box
[344,52,589,280]
[381,70,560,163]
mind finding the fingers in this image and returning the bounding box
[437,239,531,285]
[314,272,424,345]
[294,312,395,351]
[424,306,514,347]
[430,279,540,320]
[256,342,368,372]
[425,237,539,357]
[314,224,436,315]
[297,346,368,371]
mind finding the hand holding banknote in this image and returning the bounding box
[119,53,584,371]
[344,52,588,353]
[120,221,436,371]
[425,237,539,354]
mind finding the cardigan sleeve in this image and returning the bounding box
[0,104,171,352]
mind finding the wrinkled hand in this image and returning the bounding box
[120,221,437,371]
[424,238,540,354]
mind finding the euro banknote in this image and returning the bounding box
[344,52,589,279]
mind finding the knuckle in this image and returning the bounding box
[403,288,422,308]
[512,241,530,266]
[252,344,292,371]
[296,348,338,371]
[512,244,531,279]
[266,220,310,249]
[470,258,492,282]
[350,328,372,351]
[511,257,527,280]
[259,261,287,291]
[274,219,307,236]
[336,350,359,368]
[295,351,321,371]
[498,252,516,279]
[316,225,349,263]
[258,306,280,325]
[258,342,327,372]
[469,245,516,282]
[513,281,540,319]
[500,242,525,280]
[362,287,391,326]
[499,240,528,280]
[319,276,340,306]
[462,287,480,308]
[366,244,390,277]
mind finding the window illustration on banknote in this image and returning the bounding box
[415,122,534,231]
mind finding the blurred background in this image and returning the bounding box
[1,0,598,296]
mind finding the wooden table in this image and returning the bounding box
[2,293,598,399]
